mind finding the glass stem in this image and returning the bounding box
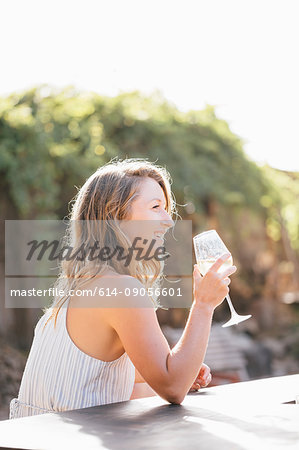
[225,294,238,316]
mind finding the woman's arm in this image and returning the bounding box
[130,368,157,399]
[101,254,235,404]
[130,382,157,400]
[134,367,145,383]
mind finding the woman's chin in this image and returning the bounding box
[152,235,164,243]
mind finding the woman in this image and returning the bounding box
[9,158,236,418]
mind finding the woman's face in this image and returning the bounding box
[121,177,174,247]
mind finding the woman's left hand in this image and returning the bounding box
[189,363,212,392]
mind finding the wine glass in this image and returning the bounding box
[193,230,252,327]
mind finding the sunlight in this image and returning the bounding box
[1,0,298,170]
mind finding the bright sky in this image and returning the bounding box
[1,0,298,171]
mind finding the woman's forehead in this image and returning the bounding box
[136,178,165,201]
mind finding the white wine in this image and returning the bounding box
[197,256,233,276]
[193,230,251,327]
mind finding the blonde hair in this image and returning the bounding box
[44,157,176,328]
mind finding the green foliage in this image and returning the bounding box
[261,166,299,251]
[0,86,297,260]
[1,86,299,326]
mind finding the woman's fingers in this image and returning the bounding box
[210,253,231,272]
[199,362,210,376]
[220,265,237,279]
[205,254,237,279]
[193,255,237,309]
[193,264,202,278]
[222,277,231,286]
[190,369,212,392]
[196,364,212,387]
[198,373,212,387]
[204,373,212,387]
[189,382,201,392]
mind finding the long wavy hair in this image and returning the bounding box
[44,157,176,328]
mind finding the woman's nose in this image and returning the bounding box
[160,211,174,229]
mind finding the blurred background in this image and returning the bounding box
[0,0,298,419]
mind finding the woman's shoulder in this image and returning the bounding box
[87,268,152,308]
[88,267,139,286]
[72,267,149,308]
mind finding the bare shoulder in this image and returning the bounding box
[81,268,154,309]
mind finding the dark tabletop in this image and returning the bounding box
[0,374,299,450]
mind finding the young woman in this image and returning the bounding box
[9,158,236,418]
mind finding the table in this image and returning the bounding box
[0,374,298,450]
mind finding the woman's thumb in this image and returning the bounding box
[193,264,201,278]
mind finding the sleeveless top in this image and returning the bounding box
[9,297,135,419]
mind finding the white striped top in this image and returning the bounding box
[9,297,135,419]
